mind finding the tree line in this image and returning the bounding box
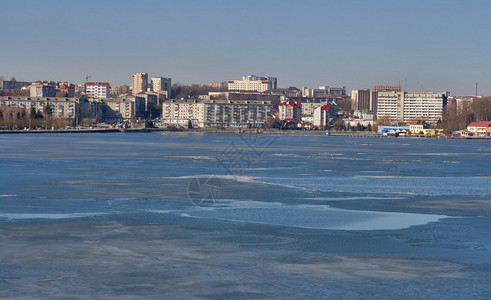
[0,106,70,130]
[442,97,491,132]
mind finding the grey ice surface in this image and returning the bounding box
[0,133,490,299]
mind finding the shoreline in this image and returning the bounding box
[0,127,489,139]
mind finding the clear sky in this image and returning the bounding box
[1,0,490,96]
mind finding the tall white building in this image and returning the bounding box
[86,82,110,98]
[313,105,331,128]
[376,91,448,123]
[228,75,277,92]
[132,73,148,95]
[151,77,171,94]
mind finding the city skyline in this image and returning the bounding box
[1,0,491,96]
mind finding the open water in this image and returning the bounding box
[0,132,490,299]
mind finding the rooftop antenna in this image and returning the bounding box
[85,74,91,93]
[476,82,478,97]
[404,78,407,93]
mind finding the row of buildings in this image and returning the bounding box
[211,75,346,96]
[0,95,146,121]
[160,98,337,129]
[219,76,448,125]
[0,74,457,128]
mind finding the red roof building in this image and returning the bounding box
[278,100,302,122]
[467,121,491,137]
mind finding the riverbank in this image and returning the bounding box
[0,127,489,139]
[0,128,185,134]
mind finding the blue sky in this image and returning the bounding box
[1,0,490,96]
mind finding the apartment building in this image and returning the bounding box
[302,86,347,97]
[132,73,148,95]
[86,82,110,98]
[102,97,145,120]
[376,91,448,123]
[0,80,31,90]
[228,75,277,92]
[30,82,56,97]
[313,105,331,128]
[278,100,302,122]
[151,77,171,94]
[0,96,78,118]
[162,99,273,127]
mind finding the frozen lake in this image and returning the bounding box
[0,133,490,298]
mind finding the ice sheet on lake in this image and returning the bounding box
[149,201,448,231]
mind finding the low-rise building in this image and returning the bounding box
[409,124,424,134]
[467,121,491,137]
[422,128,444,136]
[346,110,374,128]
[458,129,474,137]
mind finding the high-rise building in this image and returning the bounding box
[150,77,171,94]
[86,82,110,98]
[351,89,371,111]
[132,73,148,95]
[376,91,448,123]
[313,105,331,128]
[228,75,277,92]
